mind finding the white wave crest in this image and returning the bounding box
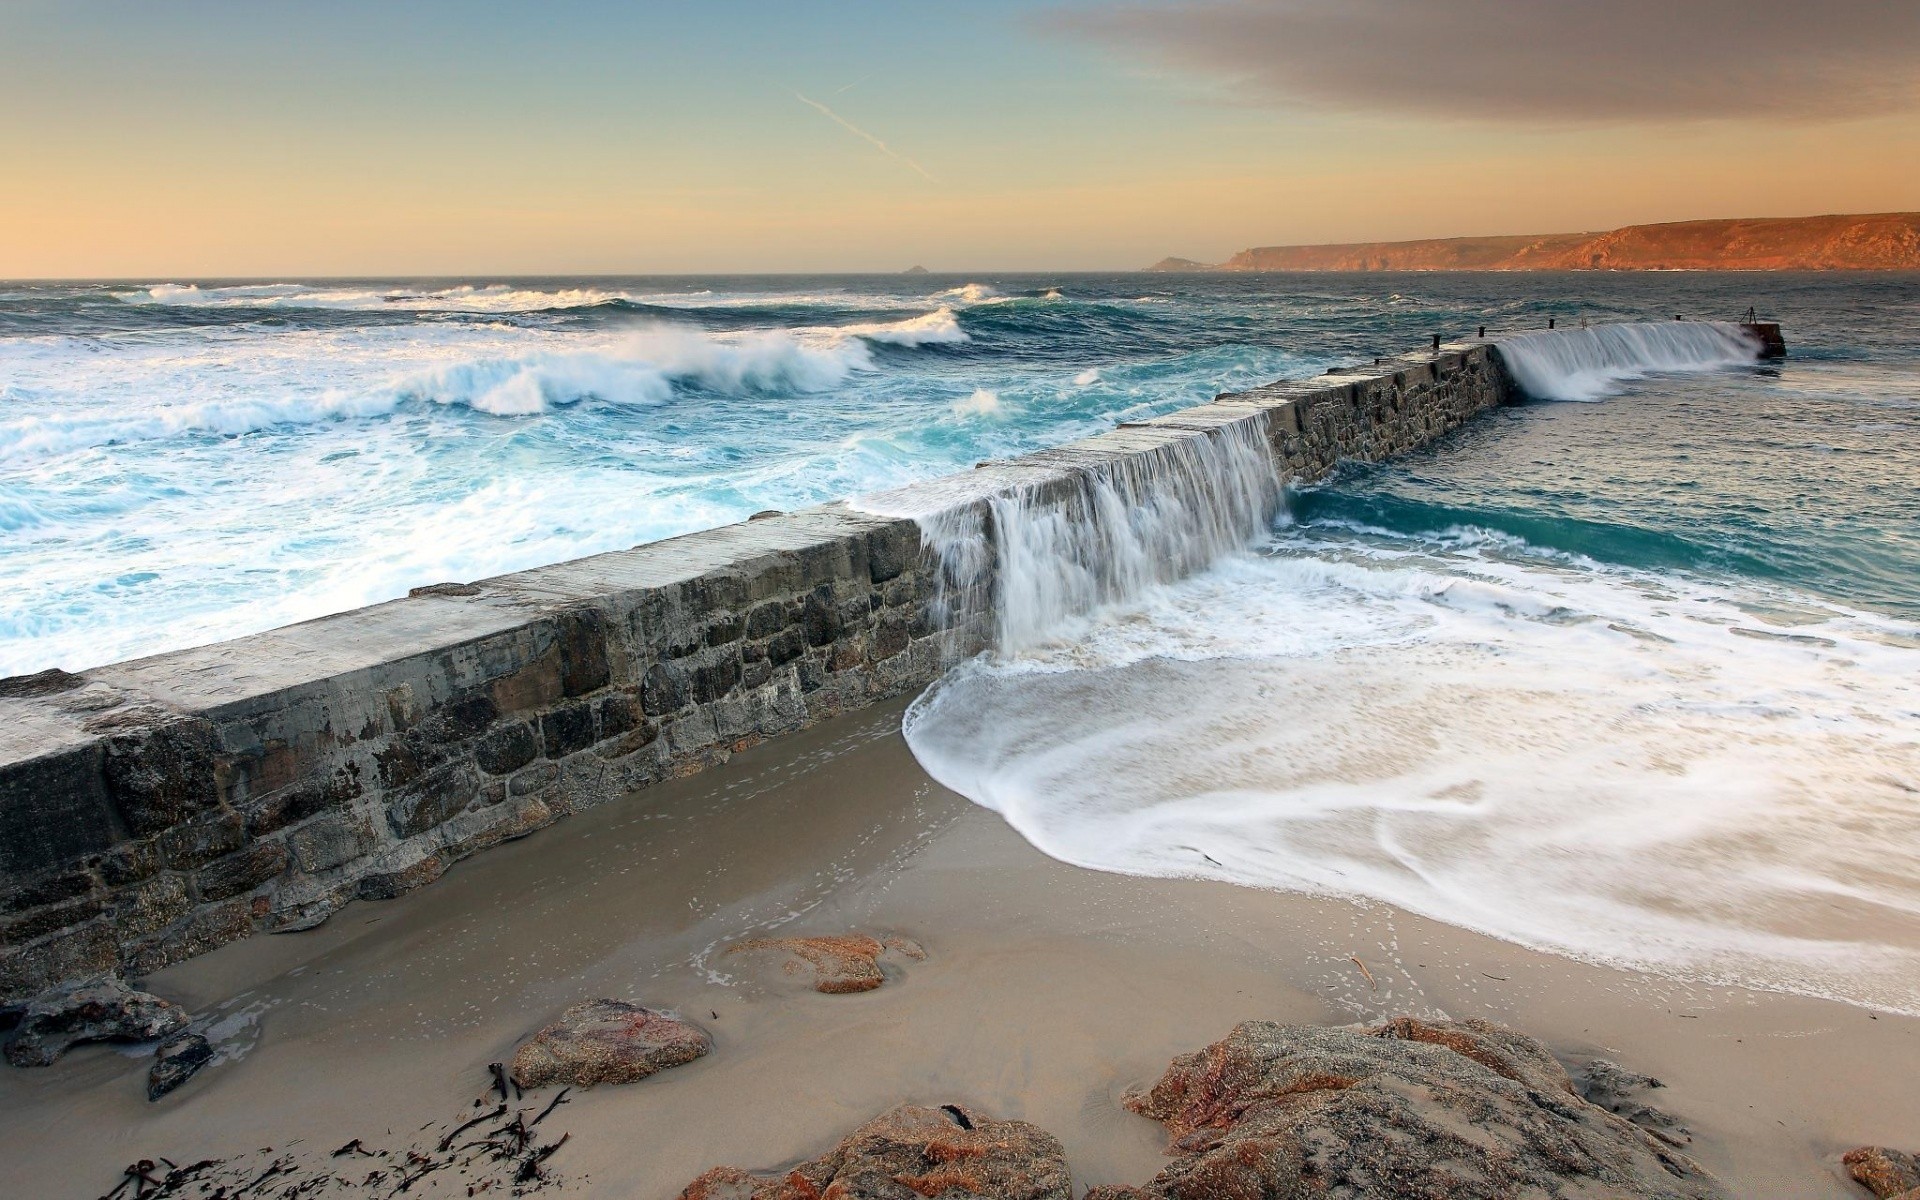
[937,283,1001,305]
[835,307,969,347]
[950,388,1003,418]
[126,281,655,313]
[0,325,883,460]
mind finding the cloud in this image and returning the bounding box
[795,92,938,182]
[1048,0,1920,123]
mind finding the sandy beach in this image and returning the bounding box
[0,697,1911,1198]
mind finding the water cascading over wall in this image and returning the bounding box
[886,418,1283,657]
[1497,321,1764,402]
[2,326,1769,999]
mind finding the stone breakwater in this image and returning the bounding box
[0,335,1529,1001]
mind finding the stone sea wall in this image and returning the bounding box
[0,337,1518,1001]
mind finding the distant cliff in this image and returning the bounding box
[1154,213,1920,272]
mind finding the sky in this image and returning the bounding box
[1,0,1916,276]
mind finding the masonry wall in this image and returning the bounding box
[0,338,1517,1001]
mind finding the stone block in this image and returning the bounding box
[704,612,744,646]
[555,608,611,696]
[0,923,118,1003]
[101,716,223,838]
[286,814,380,873]
[440,796,556,863]
[873,614,911,660]
[474,721,539,776]
[356,852,445,901]
[113,875,192,938]
[596,692,642,738]
[509,762,560,796]
[0,895,107,948]
[767,627,805,666]
[745,600,786,639]
[800,585,843,646]
[688,656,741,705]
[416,691,498,743]
[867,524,913,584]
[489,650,565,717]
[158,809,246,871]
[194,842,289,902]
[542,700,596,758]
[244,763,361,836]
[0,742,117,877]
[127,899,253,976]
[640,662,685,717]
[1,870,97,918]
[386,762,480,839]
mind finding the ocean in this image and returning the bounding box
[5,271,1918,1013]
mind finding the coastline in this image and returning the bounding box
[2,698,1911,1198]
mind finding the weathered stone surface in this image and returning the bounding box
[510,999,711,1088]
[158,808,246,871]
[1092,1017,1726,1200]
[541,701,596,758]
[195,841,288,902]
[355,852,445,901]
[4,976,189,1067]
[1845,1147,1920,1200]
[385,762,480,838]
[726,933,926,994]
[1581,1058,1691,1147]
[0,923,118,999]
[0,743,117,877]
[1,894,107,946]
[101,716,223,838]
[680,1104,1071,1200]
[1,870,97,917]
[474,720,540,775]
[112,874,192,938]
[148,1031,213,1100]
[128,899,253,975]
[285,814,378,873]
[243,765,360,836]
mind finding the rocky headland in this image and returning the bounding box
[1153,212,1920,272]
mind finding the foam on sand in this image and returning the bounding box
[904,529,1920,1015]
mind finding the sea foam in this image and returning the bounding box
[904,531,1920,1015]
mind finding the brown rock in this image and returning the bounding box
[726,933,925,994]
[679,1103,1071,1200]
[1845,1147,1920,1199]
[509,999,710,1088]
[1114,1016,1728,1200]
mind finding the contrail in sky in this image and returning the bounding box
[794,92,937,183]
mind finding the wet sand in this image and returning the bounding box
[0,699,1912,1198]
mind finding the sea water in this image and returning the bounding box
[896,274,1920,1015]
[6,271,1918,1013]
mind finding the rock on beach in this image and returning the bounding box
[4,977,189,1068]
[680,1103,1071,1200]
[509,999,711,1089]
[1844,1146,1920,1200]
[148,1031,214,1101]
[724,933,926,993]
[1086,1016,1729,1200]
